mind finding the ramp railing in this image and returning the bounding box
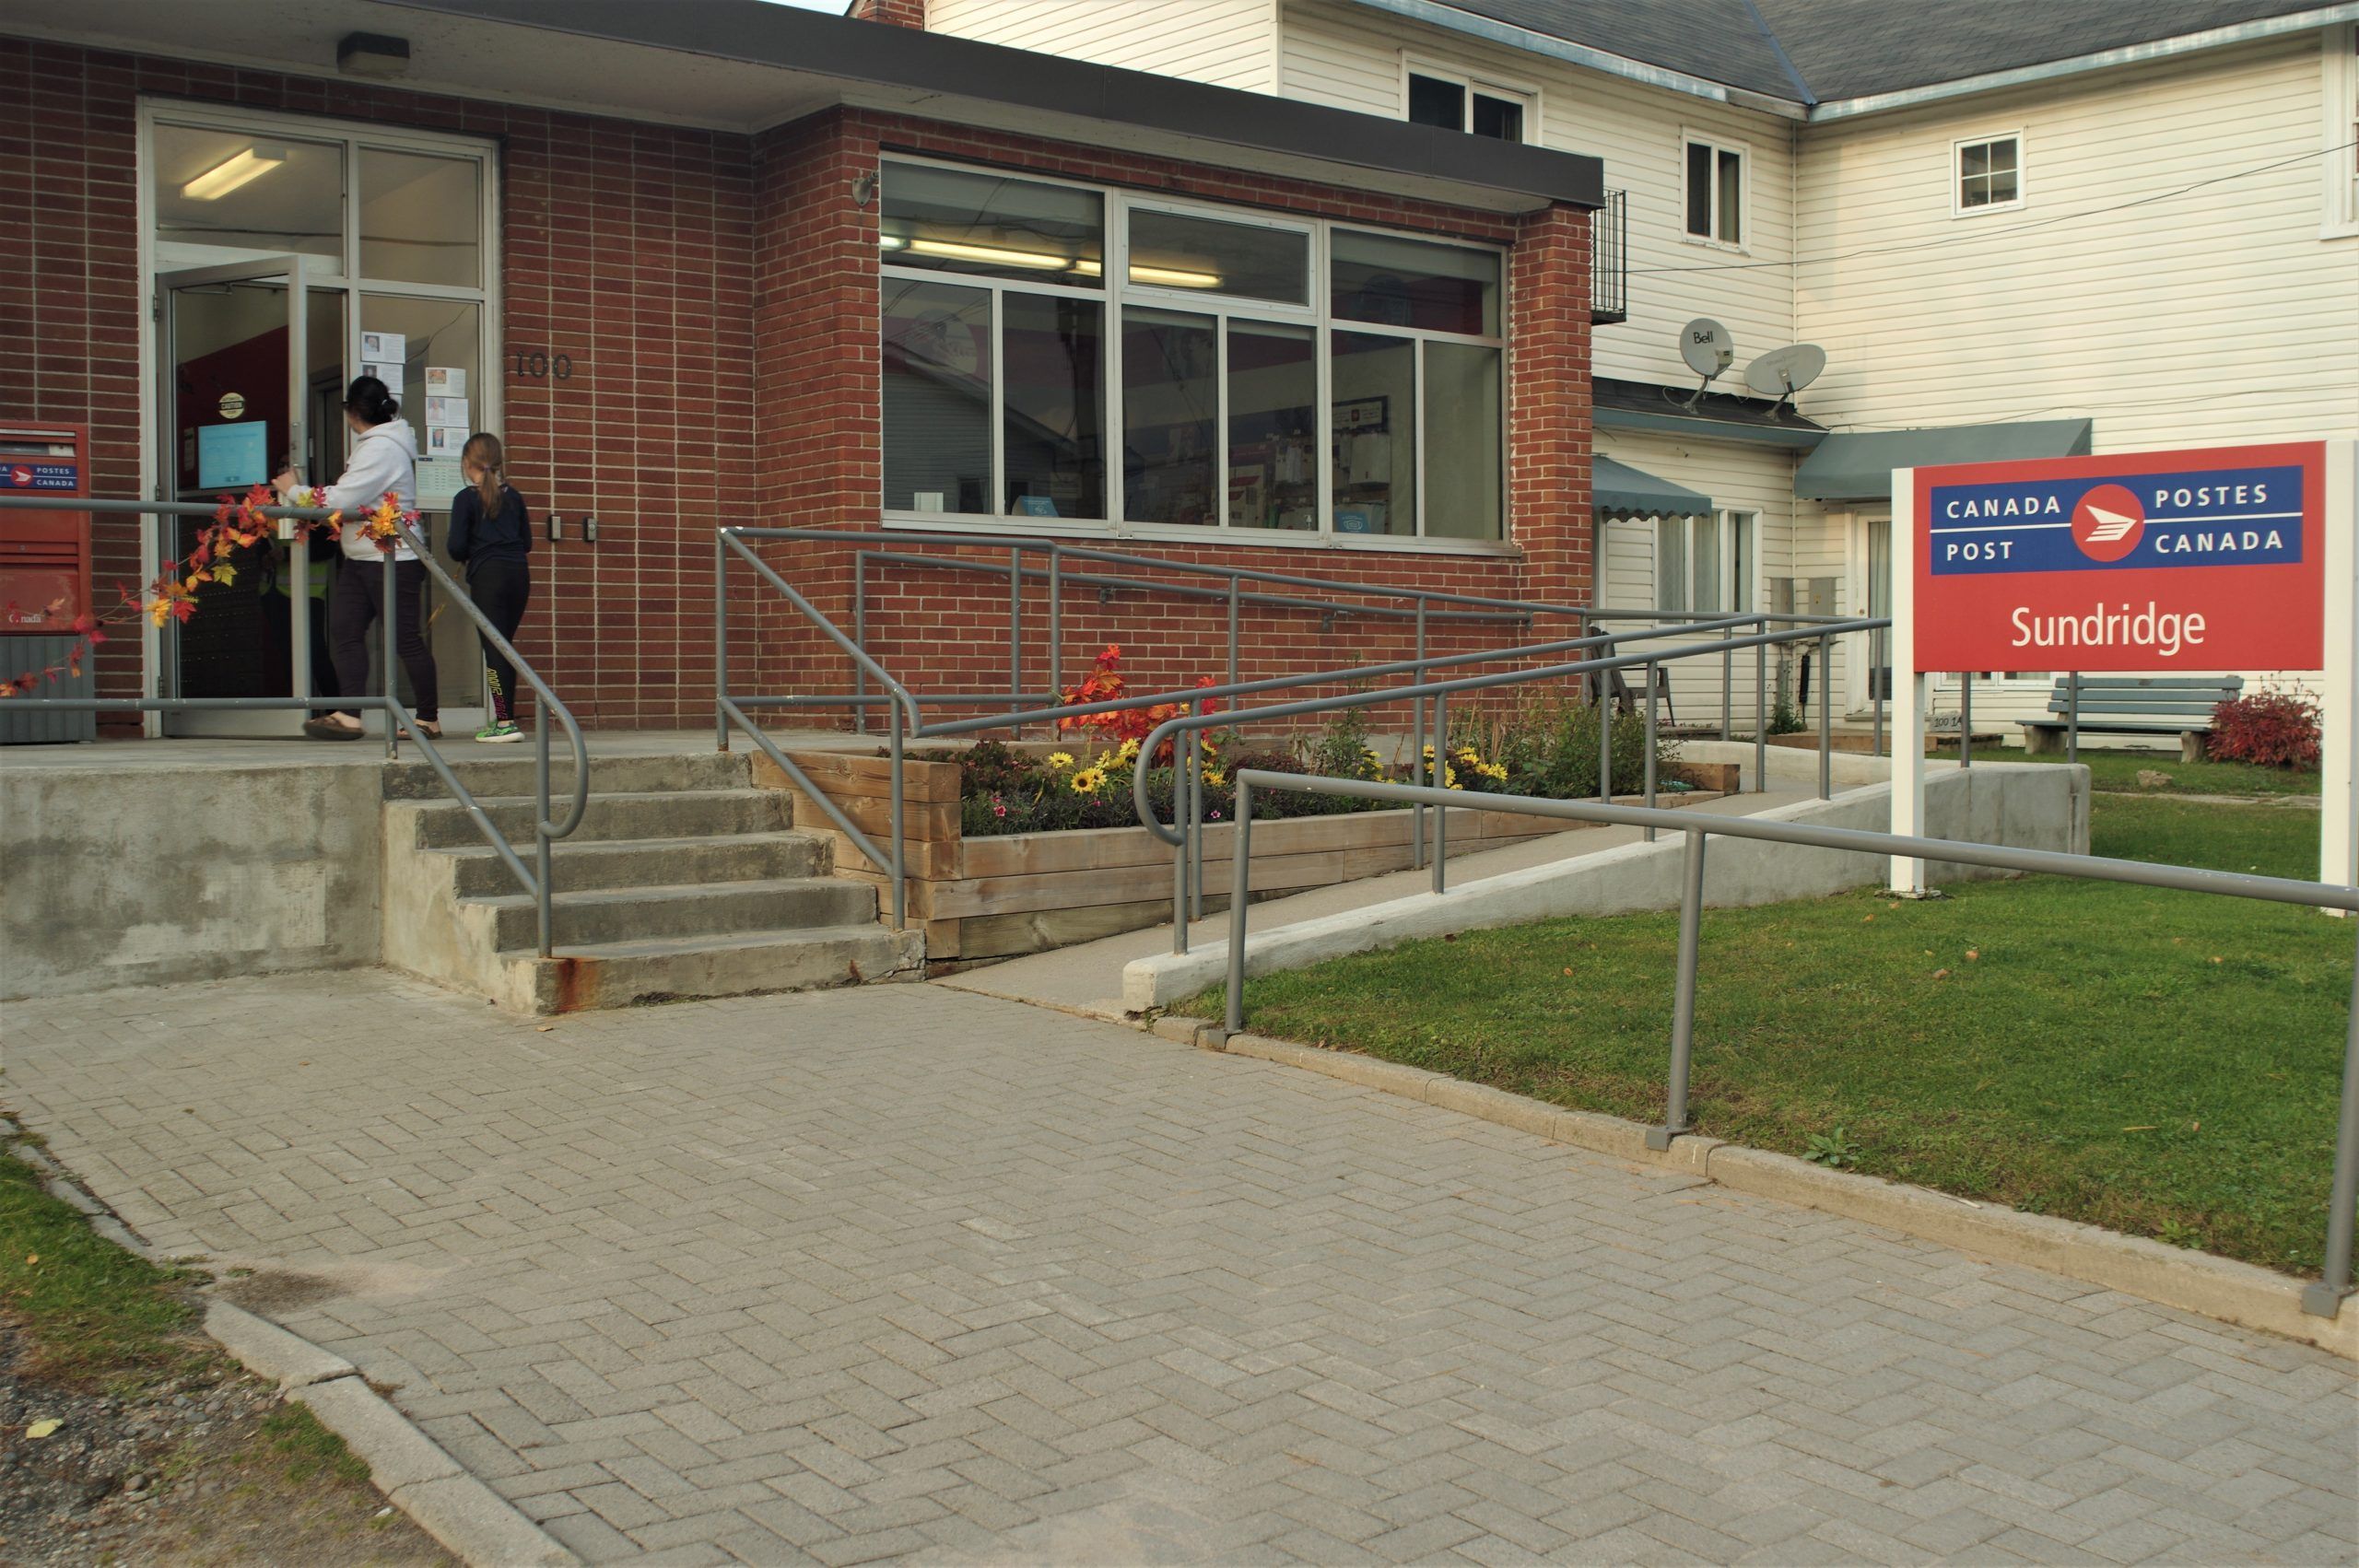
[1216,767,2359,1324]
[0,495,587,957]
[715,525,1873,931]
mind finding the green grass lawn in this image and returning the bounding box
[1957,743,2318,797]
[1200,797,2348,1275]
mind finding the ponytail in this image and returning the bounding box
[343,374,400,427]
[461,431,506,518]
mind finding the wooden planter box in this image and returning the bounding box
[750,748,1718,965]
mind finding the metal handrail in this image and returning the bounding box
[0,493,587,957]
[1216,766,2359,1324]
[715,520,1889,938]
[1131,616,1888,951]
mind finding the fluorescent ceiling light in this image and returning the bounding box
[1071,259,1225,289]
[876,234,907,250]
[1130,263,1224,289]
[905,238,1071,271]
[182,146,286,202]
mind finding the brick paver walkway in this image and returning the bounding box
[7,972,2354,1565]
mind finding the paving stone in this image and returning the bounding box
[8,973,2353,1564]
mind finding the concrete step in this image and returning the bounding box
[468,876,880,951]
[395,789,792,848]
[439,831,830,897]
[381,749,750,801]
[513,924,926,1011]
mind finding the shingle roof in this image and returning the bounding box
[1416,0,2335,106]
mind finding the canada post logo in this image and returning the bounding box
[1929,464,2303,576]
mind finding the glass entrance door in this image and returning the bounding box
[156,259,343,736]
[1865,517,1893,704]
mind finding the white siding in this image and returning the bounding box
[1281,0,1801,392]
[1794,31,2359,739]
[1595,432,1800,728]
[1794,33,2359,448]
[926,0,1279,93]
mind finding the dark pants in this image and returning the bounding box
[467,558,532,721]
[327,556,437,721]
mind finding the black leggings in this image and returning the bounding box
[468,558,532,720]
[327,556,437,721]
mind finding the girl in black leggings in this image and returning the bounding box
[448,433,534,743]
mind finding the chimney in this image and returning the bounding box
[848,0,926,27]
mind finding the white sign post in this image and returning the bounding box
[1890,469,1926,895]
[2322,440,2359,897]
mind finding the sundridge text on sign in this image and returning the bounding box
[1913,442,2326,673]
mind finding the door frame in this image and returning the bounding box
[1844,509,1892,714]
[136,97,504,731]
[153,255,317,737]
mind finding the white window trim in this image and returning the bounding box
[1951,130,2025,219]
[135,96,502,717]
[876,154,1508,550]
[2325,21,2359,240]
[1399,54,1542,144]
[1678,128,1750,252]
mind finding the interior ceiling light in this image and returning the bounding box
[1129,263,1224,289]
[182,145,287,202]
[876,234,907,250]
[1069,259,1224,289]
[336,31,411,78]
[904,238,1072,270]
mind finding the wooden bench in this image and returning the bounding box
[2020,675,2242,763]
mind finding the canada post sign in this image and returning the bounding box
[1914,442,2327,672]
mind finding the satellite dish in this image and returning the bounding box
[1743,343,1827,402]
[1679,319,1733,380]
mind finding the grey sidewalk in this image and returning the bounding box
[6,971,2353,1565]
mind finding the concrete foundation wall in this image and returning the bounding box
[1125,761,2089,1009]
[1,764,384,1000]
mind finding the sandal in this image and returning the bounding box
[303,717,365,742]
[401,721,443,740]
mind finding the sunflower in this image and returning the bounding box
[1047,752,1075,770]
[1070,766,1108,793]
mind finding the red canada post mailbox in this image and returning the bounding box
[0,424,93,635]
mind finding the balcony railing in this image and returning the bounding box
[1591,187,1628,325]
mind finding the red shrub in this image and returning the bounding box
[2208,686,2320,769]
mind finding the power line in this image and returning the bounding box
[1627,138,2359,277]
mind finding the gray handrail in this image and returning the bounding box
[714,519,1886,943]
[1130,618,1890,846]
[0,493,587,958]
[1218,766,2359,1325]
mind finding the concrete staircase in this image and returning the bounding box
[381,750,923,1012]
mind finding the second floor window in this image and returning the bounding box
[1684,136,1743,245]
[1955,135,2023,214]
[1407,70,1530,143]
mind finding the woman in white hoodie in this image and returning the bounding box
[276,375,438,741]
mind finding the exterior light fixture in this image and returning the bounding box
[182,145,287,202]
[336,31,411,78]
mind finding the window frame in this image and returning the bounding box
[875,154,1510,555]
[1399,55,1539,145]
[1654,508,1755,615]
[2326,22,2359,240]
[1952,130,2026,219]
[1678,129,1750,250]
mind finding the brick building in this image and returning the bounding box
[1,0,1616,736]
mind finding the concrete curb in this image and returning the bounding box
[8,1129,579,1568]
[1167,1018,2359,1362]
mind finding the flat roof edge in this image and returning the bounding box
[375,0,1606,209]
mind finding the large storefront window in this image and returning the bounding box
[877,158,1506,544]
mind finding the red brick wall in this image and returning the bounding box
[2,43,1596,737]
[0,39,757,728]
[850,0,928,26]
